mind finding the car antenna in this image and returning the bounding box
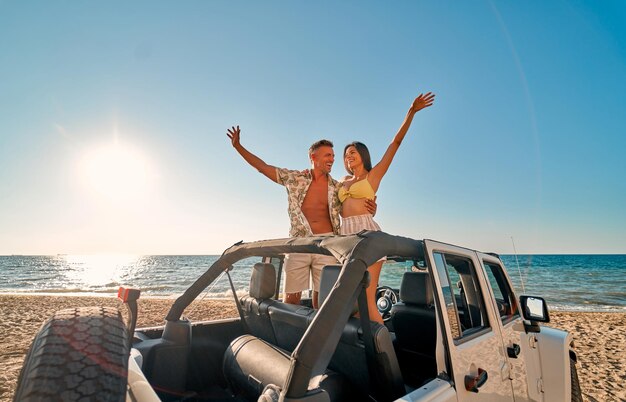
[511,236,526,293]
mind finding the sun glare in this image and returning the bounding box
[81,142,152,202]
[64,254,138,288]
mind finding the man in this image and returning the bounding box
[226,125,375,307]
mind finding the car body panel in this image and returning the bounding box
[395,378,456,402]
[477,252,541,402]
[127,349,161,402]
[535,326,573,401]
[424,240,515,401]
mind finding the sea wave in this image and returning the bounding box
[549,303,626,313]
[1,254,624,313]
[0,292,622,313]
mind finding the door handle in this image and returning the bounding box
[507,343,521,358]
[465,368,488,393]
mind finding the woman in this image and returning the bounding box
[339,91,435,322]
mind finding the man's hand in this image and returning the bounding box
[411,92,435,113]
[365,196,378,217]
[225,125,278,182]
[227,125,241,148]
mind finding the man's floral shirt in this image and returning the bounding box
[276,168,341,237]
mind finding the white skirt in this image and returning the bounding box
[340,214,381,235]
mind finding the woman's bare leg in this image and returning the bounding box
[366,260,384,323]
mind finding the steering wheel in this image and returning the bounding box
[375,286,398,321]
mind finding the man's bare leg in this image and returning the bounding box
[285,291,302,305]
[312,291,319,309]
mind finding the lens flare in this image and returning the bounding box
[81,142,152,202]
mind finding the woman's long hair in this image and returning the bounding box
[343,141,372,174]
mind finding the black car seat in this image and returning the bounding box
[240,262,278,344]
[318,265,406,401]
[390,271,438,386]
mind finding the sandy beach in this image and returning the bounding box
[1,295,624,401]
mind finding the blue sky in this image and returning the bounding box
[0,1,624,255]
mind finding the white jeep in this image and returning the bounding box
[14,231,581,401]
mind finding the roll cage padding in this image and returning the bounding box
[285,233,423,398]
[166,231,425,399]
[165,235,356,321]
[285,257,368,398]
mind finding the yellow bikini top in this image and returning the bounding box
[338,178,376,203]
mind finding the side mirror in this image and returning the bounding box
[519,296,550,323]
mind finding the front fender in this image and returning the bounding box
[536,326,573,401]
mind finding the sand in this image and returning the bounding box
[0,295,624,401]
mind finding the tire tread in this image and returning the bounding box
[13,306,129,402]
[570,357,583,402]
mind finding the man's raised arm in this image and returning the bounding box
[227,125,278,183]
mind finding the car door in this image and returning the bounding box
[478,253,544,402]
[424,240,514,401]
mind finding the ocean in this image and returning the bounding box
[0,254,624,312]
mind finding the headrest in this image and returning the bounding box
[318,265,342,307]
[399,271,433,306]
[318,265,360,314]
[249,263,276,299]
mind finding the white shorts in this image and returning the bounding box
[340,214,381,235]
[283,252,339,293]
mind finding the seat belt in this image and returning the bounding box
[226,266,250,333]
[357,273,381,400]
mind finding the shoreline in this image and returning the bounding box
[1,291,623,313]
[1,295,624,401]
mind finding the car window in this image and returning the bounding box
[483,261,520,324]
[433,252,462,339]
[433,252,491,342]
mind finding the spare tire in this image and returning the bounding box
[14,306,130,402]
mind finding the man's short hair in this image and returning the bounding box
[309,139,333,155]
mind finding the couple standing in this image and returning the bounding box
[227,91,435,323]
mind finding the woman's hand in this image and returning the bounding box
[411,92,435,113]
[226,125,241,148]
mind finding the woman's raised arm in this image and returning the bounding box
[369,92,435,188]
